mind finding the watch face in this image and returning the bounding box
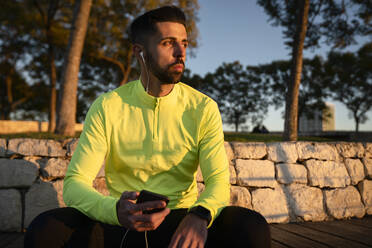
[191,206,212,224]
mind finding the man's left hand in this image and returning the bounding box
[168,213,208,248]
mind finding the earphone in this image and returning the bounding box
[140,51,145,63]
[139,50,150,93]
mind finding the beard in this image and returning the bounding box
[145,51,185,84]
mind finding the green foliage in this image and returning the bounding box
[0,0,200,123]
[325,42,372,132]
[253,57,329,125]
[184,61,270,132]
[257,0,371,49]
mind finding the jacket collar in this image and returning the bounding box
[135,79,179,107]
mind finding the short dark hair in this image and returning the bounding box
[129,6,186,45]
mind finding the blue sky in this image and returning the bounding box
[186,0,372,131]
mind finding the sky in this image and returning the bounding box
[186,0,372,131]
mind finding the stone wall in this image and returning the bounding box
[0,138,371,232]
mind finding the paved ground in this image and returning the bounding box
[2,215,372,248]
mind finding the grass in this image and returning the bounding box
[223,132,336,142]
[0,132,81,141]
[1,131,339,142]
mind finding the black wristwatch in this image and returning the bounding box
[188,206,212,226]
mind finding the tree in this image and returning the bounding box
[28,0,73,132]
[0,1,200,128]
[257,0,372,140]
[0,1,34,120]
[254,57,329,131]
[208,61,269,132]
[55,0,92,136]
[325,43,372,132]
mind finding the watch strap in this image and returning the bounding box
[188,206,212,225]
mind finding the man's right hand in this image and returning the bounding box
[116,191,170,232]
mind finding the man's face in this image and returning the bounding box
[144,21,188,84]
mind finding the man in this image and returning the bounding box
[25,6,271,248]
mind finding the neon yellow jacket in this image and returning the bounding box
[63,79,230,227]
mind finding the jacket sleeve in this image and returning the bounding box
[63,95,120,225]
[191,99,230,227]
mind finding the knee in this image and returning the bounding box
[24,208,73,248]
[24,210,57,243]
[222,206,269,231]
[224,206,271,239]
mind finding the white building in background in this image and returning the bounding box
[299,103,335,133]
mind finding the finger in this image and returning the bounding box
[120,191,139,201]
[134,200,166,212]
[136,221,155,230]
[177,236,185,248]
[168,232,181,248]
[150,207,171,222]
[130,214,152,223]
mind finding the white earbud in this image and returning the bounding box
[139,51,149,93]
[140,51,145,64]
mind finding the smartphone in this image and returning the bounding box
[136,190,169,214]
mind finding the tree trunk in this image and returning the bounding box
[33,0,60,132]
[355,114,360,133]
[4,68,14,120]
[234,112,239,132]
[48,43,57,132]
[56,0,92,136]
[97,48,133,86]
[283,0,309,141]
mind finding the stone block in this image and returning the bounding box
[297,142,339,161]
[365,143,372,158]
[362,158,372,178]
[251,187,289,223]
[235,159,276,188]
[40,158,70,179]
[0,138,6,157]
[324,186,365,219]
[224,142,235,165]
[0,159,38,187]
[51,179,66,207]
[275,163,307,185]
[0,189,22,231]
[196,166,203,182]
[64,138,79,157]
[336,142,364,158]
[284,184,326,222]
[23,156,42,166]
[24,180,64,227]
[267,142,298,163]
[197,183,205,197]
[93,177,109,196]
[96,163,106,178]
[231,142,266,159]
[344,159,365,185]
[230,186,252,209]
[8,138,66,157]
[305,159,350,188]
[358,180,372,214]
[229,165,237,184]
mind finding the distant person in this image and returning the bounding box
[25,6,271,248]
[252,124,269,134]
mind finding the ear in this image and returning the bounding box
[133,44,144,57]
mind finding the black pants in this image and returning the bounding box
[24,206,271,248]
